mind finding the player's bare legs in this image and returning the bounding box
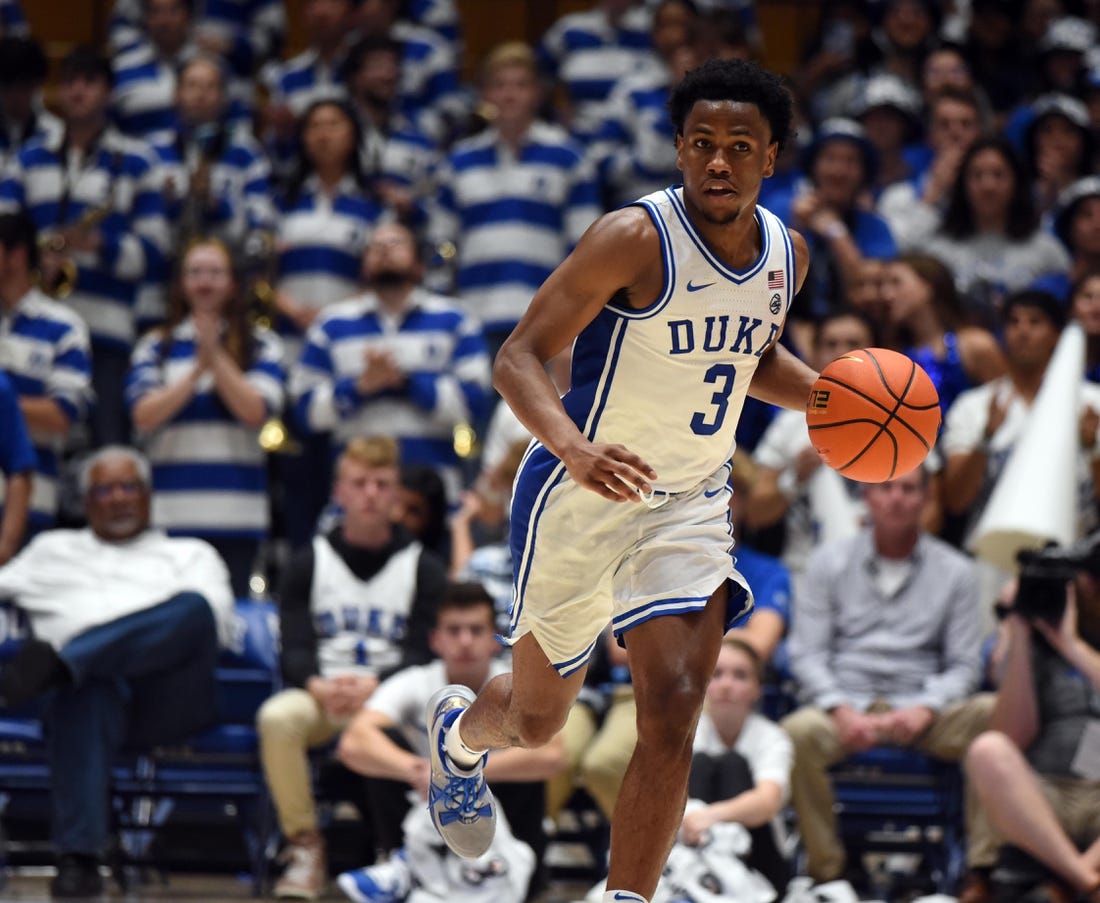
[609,583,730,898]
[454,632,589,750]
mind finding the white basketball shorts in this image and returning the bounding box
[506,445,755,677]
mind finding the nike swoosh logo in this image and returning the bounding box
[686,280,715,292]
[613,895,647,902]
[703,486,727,498]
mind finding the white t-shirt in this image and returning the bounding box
[369,658,511,757]
[692,710,793,804]
[752,408,866,574]
[0,527,234,649]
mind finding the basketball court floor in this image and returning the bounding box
[0,871,593,902]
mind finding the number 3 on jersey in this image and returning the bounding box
[690,363,737,435]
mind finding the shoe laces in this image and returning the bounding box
[433,770,492,827]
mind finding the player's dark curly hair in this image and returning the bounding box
[667,58,793,151]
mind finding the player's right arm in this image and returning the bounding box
[493,206,661,502]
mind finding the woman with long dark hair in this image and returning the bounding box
[271,97,385,351]
[922,135,1070,327]
[126,238,286,595]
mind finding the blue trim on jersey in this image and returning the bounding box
[606,196,675,319]
[773,209,796,313]
[554,636,599,678]
[665,188,771,285]
[582,318,627,441]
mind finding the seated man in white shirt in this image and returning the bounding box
[0,444,233,898]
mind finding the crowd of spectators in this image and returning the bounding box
[3,0,1100,901]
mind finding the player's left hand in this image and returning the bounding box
[561,440,657,503]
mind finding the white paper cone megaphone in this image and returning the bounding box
[969,321,1085,572]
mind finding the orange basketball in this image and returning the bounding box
[806,347,941,483]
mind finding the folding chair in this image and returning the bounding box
[828,747,967,895]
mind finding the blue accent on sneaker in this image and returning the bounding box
[336,849,411,903]
[425,684,497,859]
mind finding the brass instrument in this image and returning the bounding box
[241,230,278,330]
[239,231,300,455]
[258,415,300,454]
[177,154,213,249]
[37,205,111,300]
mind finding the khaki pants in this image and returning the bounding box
[782,693,998,882]
[546,687,638,822]
[257,687,350,838]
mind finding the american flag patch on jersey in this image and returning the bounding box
[767,270,784,289]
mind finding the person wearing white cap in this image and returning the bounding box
[853,73,924,196]
[1023,94,1096,220]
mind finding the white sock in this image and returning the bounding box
[443,711,486,769]
[602,892,648,903]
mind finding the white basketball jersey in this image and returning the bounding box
[565,187,795,492]
[310,534,422,677]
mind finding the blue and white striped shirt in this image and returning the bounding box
[538,6,655,145]
[0,128,170,349]
[290,289,491,497]
[429,122,600,333]
[126,319,285,539]
[589,65,680,208]
[390,21,467,143]
[152,125,277,250]
[0,288,92,527]
[109,0,285,122]
[112,41,190,144]
[275,174,385,342]
[260,47,347,118]
[112,40,251,143]
[360,112,440,227]
[405,0,462,60]
[0,107,63,174]
[109,0,284,70]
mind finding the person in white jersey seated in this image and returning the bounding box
[257,434,449,901]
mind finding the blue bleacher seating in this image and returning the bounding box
[827,747,967,894]
[0,597,281,893]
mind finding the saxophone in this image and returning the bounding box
[240,230,299,455]
[37,205,111,300]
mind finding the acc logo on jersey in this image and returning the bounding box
[769,293,782,315]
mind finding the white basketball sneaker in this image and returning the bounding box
[336,849,412,903]
[424,684,497,859]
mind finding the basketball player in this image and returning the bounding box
[425,58,819,903]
